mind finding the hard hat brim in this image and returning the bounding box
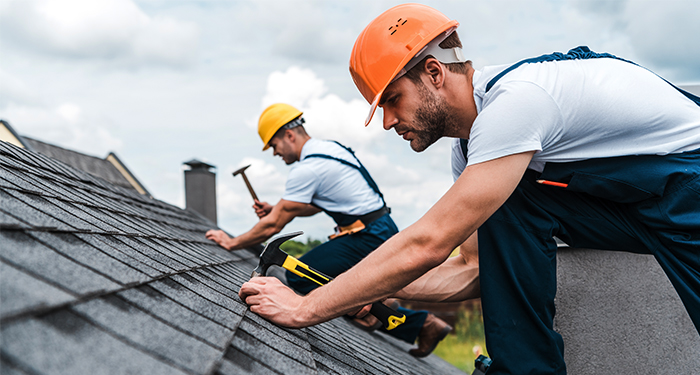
[361,20,459,126]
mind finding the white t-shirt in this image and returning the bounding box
[283,138,384,215]
[452,57,700,178]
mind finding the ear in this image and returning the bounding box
[423,58,445,89]
[285,129,296,143]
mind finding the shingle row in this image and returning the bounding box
[0,140,465,375]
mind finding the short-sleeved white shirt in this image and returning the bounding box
[451,58,700,177]
[283,138,384,215]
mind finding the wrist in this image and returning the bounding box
[225,237,239,251]
[298,290,331,327]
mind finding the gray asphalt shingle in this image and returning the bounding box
[0,140,466,375]
[72,295,221,374]
[0,261,75,318]
[0,231,121,298]
[29,231,150,286]
[1,310,188,375]
[117,285,234,349]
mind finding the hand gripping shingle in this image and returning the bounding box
[251,231,406,330]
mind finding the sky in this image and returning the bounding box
[1,0,699,242]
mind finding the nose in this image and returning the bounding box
[382,108,398,131]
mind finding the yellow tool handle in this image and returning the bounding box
[280,254,405,330]
[369,302,406,330]
[282,256,332,286]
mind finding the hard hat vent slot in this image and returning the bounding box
[388,18,408,35]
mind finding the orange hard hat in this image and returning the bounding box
[349,3,460,126]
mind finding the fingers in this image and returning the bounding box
[238,279,261,302]
[354,304,373,318]
[205,230,224,242]
[252,201,267,218]
[238,277,275,302]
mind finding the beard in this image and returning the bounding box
[409,81,458,152]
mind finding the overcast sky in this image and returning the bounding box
[2,0,699,242]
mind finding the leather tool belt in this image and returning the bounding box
[329,206,390,240]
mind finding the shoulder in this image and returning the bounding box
[303,139,359,165]
[288,161,320,181]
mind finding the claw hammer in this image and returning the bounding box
[251,231,406,330]
[232,164,258,202]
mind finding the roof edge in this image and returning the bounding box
[106,152,151,196]
[0,119,34,150]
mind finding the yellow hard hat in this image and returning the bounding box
[257,103,303,151]
[350,4,461,126]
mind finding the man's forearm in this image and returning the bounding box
[394,254,479,302]
[395,233,480,302]
[301,221,463,324]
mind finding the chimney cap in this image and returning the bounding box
[183,159,215,171]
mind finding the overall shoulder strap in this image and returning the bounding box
[459,138,469,162]
[485,46,700,107]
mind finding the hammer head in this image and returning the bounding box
[232,164,251,177]
[251,231,304,278]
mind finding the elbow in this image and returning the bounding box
[260,221,283,239]
[407,230,455,272]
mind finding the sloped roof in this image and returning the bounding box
[0,140,465,375]
[21,136,150,195]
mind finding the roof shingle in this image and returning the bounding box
[0,140,466,375]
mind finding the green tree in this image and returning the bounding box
[280,238,323,258]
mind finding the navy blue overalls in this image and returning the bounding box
[469,47,700,374]
[285,141,429,344]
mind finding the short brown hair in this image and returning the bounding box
[270,122,308,142]
[403,31,472,84]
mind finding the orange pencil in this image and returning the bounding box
[536,179,569,188]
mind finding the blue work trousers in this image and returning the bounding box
[479,149,700,374]
[287,214,428,343]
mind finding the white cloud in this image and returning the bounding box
[2,102,123,156]
[0,69,39,107]
[261,66,328,110]
[622,0,700,81]
[0,0,199,67]
[227,0,360,65]
[260,66,385,148]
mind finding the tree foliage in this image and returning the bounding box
[279,238,323,258]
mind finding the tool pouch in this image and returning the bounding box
[329,220,366,240]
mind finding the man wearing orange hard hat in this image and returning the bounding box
[240,3,700,374]
[207,103,452,357]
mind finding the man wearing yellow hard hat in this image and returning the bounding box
[240,3,700,374]
[206,103,452,357]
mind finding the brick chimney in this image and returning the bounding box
[183,159,217,224]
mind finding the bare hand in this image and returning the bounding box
[205,229,232,250]
[253,200,273,218]
[239,277,313,328]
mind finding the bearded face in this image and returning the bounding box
[403,79,461,152]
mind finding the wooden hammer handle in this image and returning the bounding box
[240,173,259,201]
